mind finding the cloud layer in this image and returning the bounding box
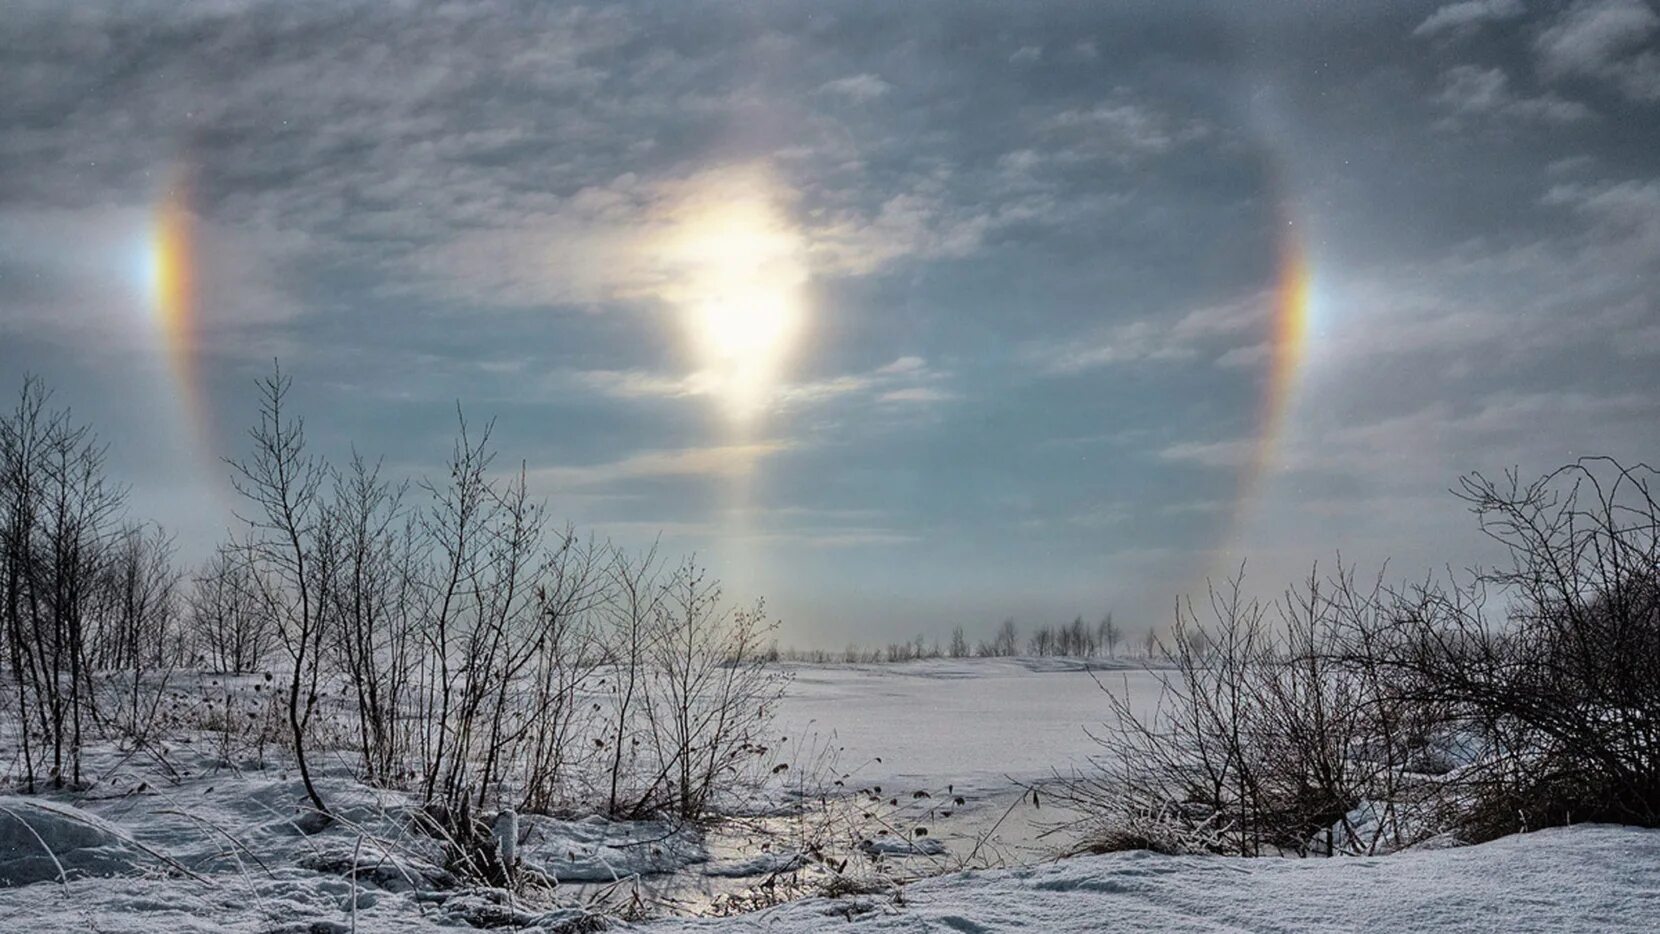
[2,1,1657,644]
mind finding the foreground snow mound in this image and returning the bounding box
[645,824,1660,933]
[0,796,145,886]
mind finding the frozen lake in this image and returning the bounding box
[773,657,1168,797]
[608,657,1177,908]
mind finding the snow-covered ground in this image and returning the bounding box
[759,657,1164,872]
[6,788,1656,932]
[645,824,1660,933]
[773,657,1162,798]
[3,658,1657,932]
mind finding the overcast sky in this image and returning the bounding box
[3,0,1657,646]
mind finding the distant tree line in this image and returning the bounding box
[772,612,1162,664]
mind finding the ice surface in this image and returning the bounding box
[771,658,1164,800]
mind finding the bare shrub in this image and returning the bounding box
[1068,457,1660,856]
[589,549,789,820]
[2,370,796,846]
[518,531,606,813]
[1372,458,1660,836]
[1,376,125,790]
[188,543,272,674]
[412,407,498,810]
[1066,567,1453,857]
[325,452,420,787]
[644,558,786,820]
[597,542,668,818]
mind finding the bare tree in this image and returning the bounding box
[414,408,495,807]
[599,542,666,817]
[993,618,1018,657]
[227,364,332,819]
[1098,612,1120,658]
[95,522,183,744]
[2,379,64,789]
[0,379,48,790]
[1,380,126,789]
[326,451,419,786]
[96,522,183,671]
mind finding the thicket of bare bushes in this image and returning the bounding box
[1,371,789,840]
[1,377,186,790]
[1067,457,1660,857]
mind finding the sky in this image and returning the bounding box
[2,0,1658,647]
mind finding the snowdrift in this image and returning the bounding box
[0,796,145,886]
[1,819,1656,931]
[645,824,1660,933]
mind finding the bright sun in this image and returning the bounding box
[654,168,808,424]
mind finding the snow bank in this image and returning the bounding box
[3,748,1658,933]
[0,796,144,885]
[643,824,1660,932]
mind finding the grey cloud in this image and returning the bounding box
[1030,292,1269,375]
[1414,0,1526,37]
[819,73,891,101]
[1537,0,1660,100]
[1009,46,1043,66]
[1045,96,1210,160]
[574,354,955,414]
[4,1,1658,640]
[524,440,796,490]
[1545,177,1660,246]
[1434,64,1594,122]
[1163,389,1656,486]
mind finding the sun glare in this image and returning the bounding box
[654,169,808,424]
